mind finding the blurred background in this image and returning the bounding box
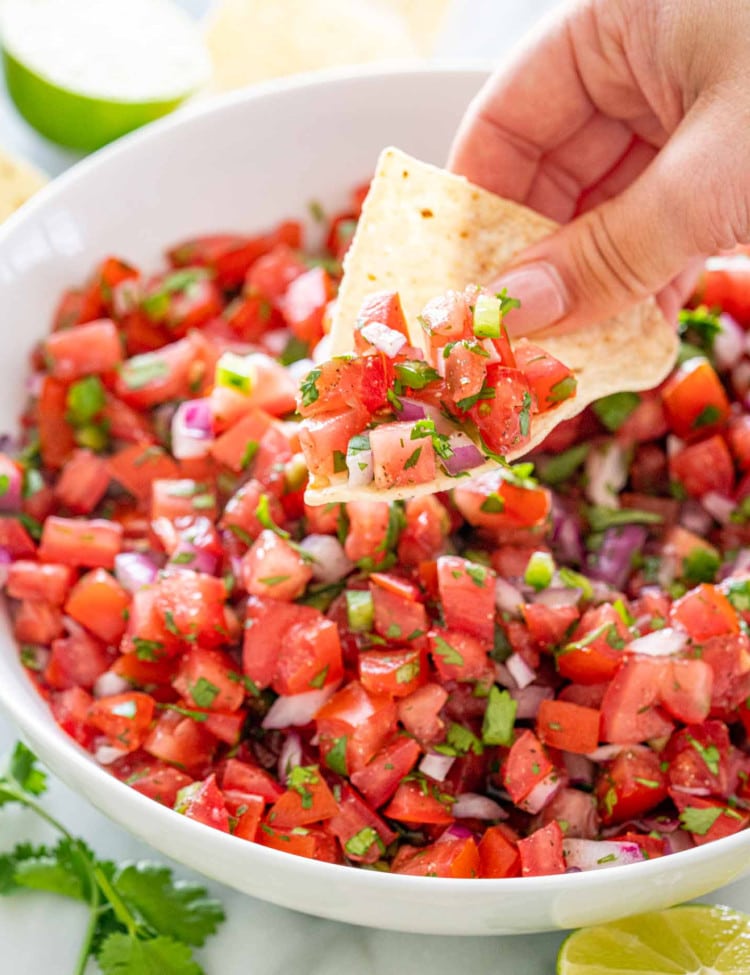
[0,0,558,179]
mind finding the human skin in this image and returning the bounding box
[449,0,750,335]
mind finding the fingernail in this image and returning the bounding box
[491,262,568,336]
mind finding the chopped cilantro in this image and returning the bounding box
[536,443,589,485]
[482,687,517,746]
[325,736,348,776]
[299,368,321,408]
[593,392,641,432]
[431,634,465,667]
[679,805,724,836]
[547,374,577,404]
[681,547,720,585]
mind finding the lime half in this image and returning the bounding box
[558,905,750,975]
[0,0,211,151]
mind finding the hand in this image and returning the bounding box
[449,0,750,335]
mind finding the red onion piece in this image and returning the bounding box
[0,456,22,513]
[510,683,553,720]
[418,753,455,782]
[561,753,595,789]
[627,627,687,657]
[562,839,644,871]
[451,792,508,820]
[114,552,158,593]
[441,824,475,840]
[666,830,695,855]
[586,744,635,762]
[300,534,353,583]
[551,499,586,566]
[530,586,581,608]
[518,770,562,813]
[715,312,745,370]
[95,744,128,766]
[670,784,712,797]
[585,442,628,507]
[93,671,132,699]
[396,398,428,422]
[262,684,339,729]
[702,492,736,526]
[278,732,303,785]
[587,525,648,590]
[172,398,214,459]
[495,578,523,617]
[681,499,713,536]
[506,652,536,690]
[359,321,407,357]
[441,432,485,476]
[346,448,373,487]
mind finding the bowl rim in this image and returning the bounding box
[1,60,749,908]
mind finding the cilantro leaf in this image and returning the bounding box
[8,741,47,796]
[592,392,641,432]
[113,863,225,947]
[586,505,663,532]
[482,687,517,746]
[97,933,204,975]
[12,838,93,902]
[679,805,724,836]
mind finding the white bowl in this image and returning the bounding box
[0,65,749,936]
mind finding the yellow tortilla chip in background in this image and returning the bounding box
[309,147,678,504]
[0,148,47,222]
[205,0,418,91]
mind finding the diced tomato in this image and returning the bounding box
[437,555,495,644]
[658,658,713,724]
[397,683,447,743]
[429,628,490,682]
[514,340,577,413]
[369,421,438,490]
[246,244,306,304]
[700,632,750,712]
[468,365,533,455]
[13,598,64,645]
[44,629,112,690]
[358,646,425,697]
[557,604,630,684]
[517,821,566,876]
[502,730,557,808]
[454,469,551,531]
[210,408,273,473]
[233,795,266,841]
[122,761,194,807]
[444,342,487,407]
[350,736,421,808]
[220,758,284,802]
[343,500,392,565]
[353,291,410,353]
[241,529,313,601]
[595,746,669,825]
[670,791,750,846]
[478,824,522,878]
[600,657,675,743]
[383,779,455,825]
[243,597,316,689]
[282,266,334,345]
[272,615,342,695]
[144,709,217,774]
[522,602,579,651]
[50,687,96,747]
[7,561,74,605]
[111,653,177,688]
[175,774,230,832]
[669,434,734,498]
[107,445,180,502]
[64,569,130,644]
[662,357,729,440]
[38,377,76,470]
[87,691,155,751]
[257,823,339,862]
[300,408,369,480]
[327,783,396,864]
[267,765,339,827]
[172,646,245,712]
[39,517,122,569]
[392,835,479,878]
[397,495,449,566]
[168,222,301,287]
[153,570,227,649]
[728,415,750,471]
[316,680,397,774]
[370,573,427,642]
[419,291,471,353]
[665,721,731,798]
[54,450,110,515]
[671,584,739,641]
[115,338,195,410]
[536,700,600,755]
[45,319,122,380]
[696,259,750,325]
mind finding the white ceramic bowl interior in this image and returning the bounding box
[0,65,749,936]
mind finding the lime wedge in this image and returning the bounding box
[0,0,211,151]
[558,905,750,975]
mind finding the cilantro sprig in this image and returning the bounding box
[0,743,225,975]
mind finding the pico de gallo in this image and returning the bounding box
[298,287,576,491]
[4,186,750,879]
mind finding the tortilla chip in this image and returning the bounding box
[309,147,677,504]
[377,0,451,54]
[0,148,47,223]
[205,0,417,91]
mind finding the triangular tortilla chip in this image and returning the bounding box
[309,148,677,504]
[0,147,47,222]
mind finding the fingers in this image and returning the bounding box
[496,100,750,337]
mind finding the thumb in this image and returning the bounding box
[494,107,749,336]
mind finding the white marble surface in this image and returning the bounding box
[2,1,750,972]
